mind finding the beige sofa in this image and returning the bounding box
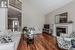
[0,32,21,50]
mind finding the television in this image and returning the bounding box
[44,24,49,29]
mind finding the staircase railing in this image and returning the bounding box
[9,0,22,10]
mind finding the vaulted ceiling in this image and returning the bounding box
[24,0,73,15]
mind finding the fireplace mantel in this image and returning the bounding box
[55,23,72,26]
[53,23,73,36]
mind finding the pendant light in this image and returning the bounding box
[1,0,7,7]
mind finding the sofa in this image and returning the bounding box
[0,31,21,50]
[57,33,75,50]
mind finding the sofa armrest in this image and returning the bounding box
[0,42,15,50]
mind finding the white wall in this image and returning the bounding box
[22,0,45,33]
[45,0,75,32]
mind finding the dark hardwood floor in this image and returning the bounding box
[17,33,64,50]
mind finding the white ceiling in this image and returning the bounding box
[25,0,73,15]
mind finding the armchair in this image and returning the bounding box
[57,32,75,50]
[57,36,72,50]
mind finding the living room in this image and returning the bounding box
[0,0,75,50]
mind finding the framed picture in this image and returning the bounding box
[55,12,68,24]
[17,0,21,2]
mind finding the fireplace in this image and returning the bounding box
[53,24,72,36]
[56,26,67,36]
